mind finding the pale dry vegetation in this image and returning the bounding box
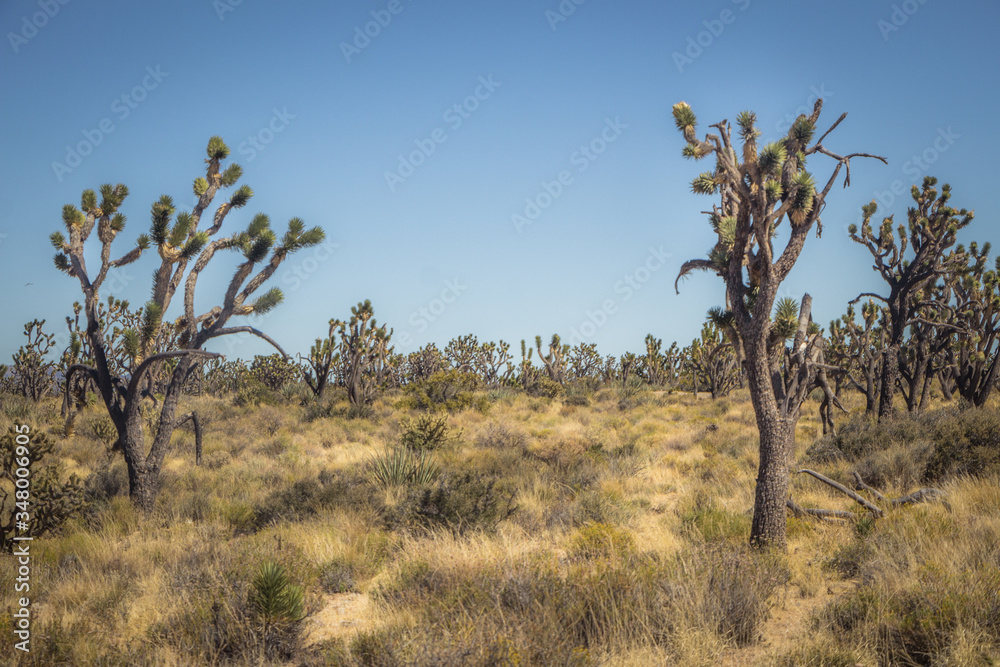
[1,384,998,666]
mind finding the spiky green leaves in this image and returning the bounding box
[250,561,305,627]
[249,287,283,315]
[50,231,66,250]
[98,183,128,214]
[691,172,718,195]
[736,111,759,141]
[235,214,275,263]
[764,179,783,204]
[758,142,787,177]
[168,212,191,247]
[180,231,208,260]
[140,300,163,349]
[81,190,97,212]
[193,177,209,196]
[206,136,230,161]
[230,184,253,208]
[136,234,151,251]
[280,217,325,253]
[220,163,242,187]
[772,297,800,339]
[790,117,815,146]
[710,214,736,247]
[53,253,70,273]
[110,213,126,233]
[789,172,816,225]
[673,101,697,132]
[62,205,85,230]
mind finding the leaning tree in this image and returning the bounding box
[672,99,885,550]
[848,177,974,421]
[52,137,324,511]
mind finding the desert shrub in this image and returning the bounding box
[0,427,86,551]
[250,353,300,391]
[86,414,119,450]
[234,379,282,407]
[84,461,128,502]
[151,553,311,664]
[387,471,517,535]
[347,403,375,420]
[400,415,460,451]
[302,397,339,422]
[253,471,378,530]
[406,369,486,412]
[475,420,527,451]
[318,557,358,594]
[808,406,1000,485]
[528,376,562,399]
[923,407,1000,482]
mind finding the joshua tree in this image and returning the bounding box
[685,320,739,399]
[10,320,57,402]
[52,137,324,511]
[938,242,1000,407]
[672,99,884,549]
[334,300,393,407]
[404,343,445,384]
[849,177,974,421]
[567,342,602,384]
[535,334,568,384]
[300,319,340,398]
[827,300,885,415]
[640,335,679,388]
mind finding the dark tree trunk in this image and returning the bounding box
[878,343,900,422]
[744,344,793,551]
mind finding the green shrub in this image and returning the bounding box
[388,472,518,535]
[400,415,460,451]
[406,369,486,412]
[1,427,86,551]
[250,353,300,391]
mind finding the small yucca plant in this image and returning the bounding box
[250,561,305,637]
[367,446,439,489]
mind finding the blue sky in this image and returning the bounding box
[1,0,998,365]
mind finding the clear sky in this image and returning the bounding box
[1,0,998,364]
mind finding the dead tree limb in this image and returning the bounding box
[852,471,887,502]
[787,498,852,521]
[176,412,203,466]
[794,468,884,517]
